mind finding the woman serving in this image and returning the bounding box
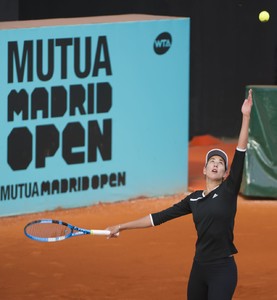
[107,89,253,300]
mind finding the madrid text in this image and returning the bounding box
[7,36,113,171]
[0,172,126,200]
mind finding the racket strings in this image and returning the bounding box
[25,223,71,238]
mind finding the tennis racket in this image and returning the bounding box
[24,219,115,242]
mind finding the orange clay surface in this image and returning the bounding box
[0,136,277,300]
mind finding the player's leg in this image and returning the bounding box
[187,261,208,300]
[207,256,237,300]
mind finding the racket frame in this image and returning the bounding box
[24,219,111,242]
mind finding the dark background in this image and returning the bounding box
[1,0,277,139]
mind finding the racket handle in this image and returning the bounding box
[90,230,119,237]
[91,230,110,236]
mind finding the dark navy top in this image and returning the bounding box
[151,149,245,262]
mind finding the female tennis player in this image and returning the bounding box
[107,89,253,300]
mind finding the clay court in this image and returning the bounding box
[1,137,277,299]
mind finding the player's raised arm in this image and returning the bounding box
[237,89,253,150]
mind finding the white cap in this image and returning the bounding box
[205,148,228,170]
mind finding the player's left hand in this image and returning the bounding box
[241,89,253,117]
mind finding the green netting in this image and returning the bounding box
[241,85,277,199]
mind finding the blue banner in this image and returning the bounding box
[0,16,190,216]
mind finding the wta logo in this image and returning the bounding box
[153,32,172,55]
